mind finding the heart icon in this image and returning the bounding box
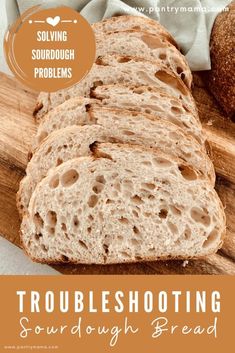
[46,16,61,27]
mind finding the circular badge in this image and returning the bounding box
[4,6,96,92]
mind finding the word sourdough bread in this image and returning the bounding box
[18,15,226,264]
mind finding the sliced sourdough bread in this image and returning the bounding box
[17,110,215,216]
[92,84,203,143]
[96,30,192,88]
[92,15,178,48]
[21,143,225,264]
[32,97,97,151]
[33,87,202,151]
[34,55,196,121]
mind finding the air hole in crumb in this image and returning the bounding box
[131,238,140,246]
[119,217,129,225]
[141,34,164,49]
[141,161,152,166]
[171,106,182,114]
[159,53,167,60]
[135,255,142,261]
[106,199,113,204]
[89,214,94,221]
[155,70,187,96]
[61,169,79,187]
[96,175,106,184]
[41,244,48,252]
[122,130,135,136]
[88,194,98,208]
[35,233,42,240]
[61,255,69,262]
[144,212,151,217]
[184,227,191,240]
[178,165,198,181]
[79,240,88,250]
[99,212,104,221]
[167,221,178,234]
[170,205,182,216]
[132,210,139,218]
[56,158,63,166]
[141,183,155,190]
[45,146,52,155]
[153,157,172,168]
[49,174,59,189]
[133,226,140,235]
[61,223,67,231]
[46,227,55,236]
[191,207,211,227]
[120,251,131,258]
[92,183,104,194]
[117,57,131,63]
[33,213,44,228]
[87,227,92,234]
[114,182,121,192]
[73,216,79,227]
[46,211,57,227]
[159,209,168,219]
[133,87,144,94]
[131,195,143,205]
[177,66,183,74]
[116,236,123,243]
[203,229,219,248]
[103,243,109,254]
[93,80,103,88]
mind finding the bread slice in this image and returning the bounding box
[21,143,225,264]
[92,15,178,48]
[17,109,215,216]
[33,86,202,151]
[92,84,203,144]
[96,30,192,88]
[32,97,98,151]
[34,55,196,121]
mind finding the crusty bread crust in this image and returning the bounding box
[207,2,235,118]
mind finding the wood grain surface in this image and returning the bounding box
[0,71,234,275]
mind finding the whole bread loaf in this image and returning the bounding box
[34,55,196,121]
[21,143,225,264]
[207,2,235,118]
[96,30,192,88]
[17,109,215,216]
[92,15,178,47]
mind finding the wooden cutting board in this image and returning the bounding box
[0,71,235,275]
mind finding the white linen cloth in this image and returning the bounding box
[5,0,231,70]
